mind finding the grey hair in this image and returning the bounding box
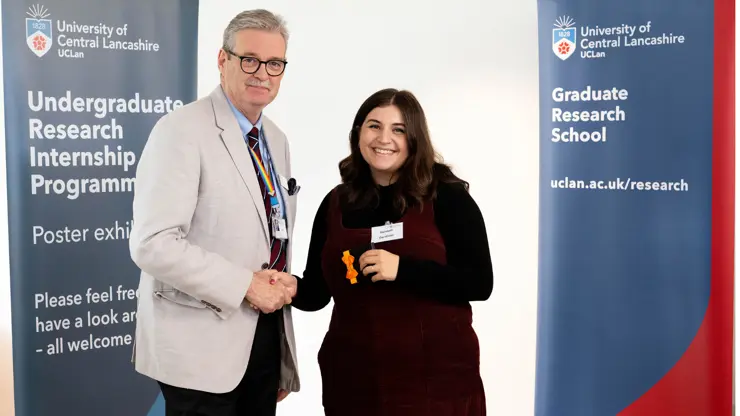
[222,9,289,51]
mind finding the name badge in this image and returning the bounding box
[270,206,287,240]
[371,222,403,244]
[272,217,288,240]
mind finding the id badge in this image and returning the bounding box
[271,206,288,240]
[272,218,288,240]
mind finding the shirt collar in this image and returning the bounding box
[223,86,263,138]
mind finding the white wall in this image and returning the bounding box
[0,1,736,416]
[0,0,542,411]
[198,1,540,414]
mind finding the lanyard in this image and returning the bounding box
[247,141,280,208]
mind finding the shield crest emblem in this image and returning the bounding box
[552,27,576,60]
[26,17,53,57]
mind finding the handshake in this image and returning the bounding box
[244,269,297,314]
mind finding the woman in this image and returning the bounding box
[290,88,494,415]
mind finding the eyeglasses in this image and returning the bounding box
[224,48,287,76]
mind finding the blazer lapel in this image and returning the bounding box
[262,121,286,181]
[209,87,269,241]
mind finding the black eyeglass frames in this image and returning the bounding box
[224,48,287,76]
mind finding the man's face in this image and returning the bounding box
[218,29,287,117]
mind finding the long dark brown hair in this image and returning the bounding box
[338,88,468,213]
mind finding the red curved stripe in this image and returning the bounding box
[618,1,734,414]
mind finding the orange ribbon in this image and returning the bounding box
[342,250,358,284]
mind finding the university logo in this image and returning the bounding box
[26,4,52,58]
[552,16,576,60]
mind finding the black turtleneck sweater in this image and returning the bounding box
[291,181,494,311]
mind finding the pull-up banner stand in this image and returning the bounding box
[1,0,199,414]
[534,0,734,415]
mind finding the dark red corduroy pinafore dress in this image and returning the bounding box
[318,190,486,416]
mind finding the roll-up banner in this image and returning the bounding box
[535,0,734,415]
[1,1,199,414]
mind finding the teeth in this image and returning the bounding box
[374,149,394,155]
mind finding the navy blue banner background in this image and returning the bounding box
[1,1,198,414]
[535,0,733,415]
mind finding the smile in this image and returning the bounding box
[373,148,396,155]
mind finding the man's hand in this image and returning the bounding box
[245,270,292,313]
[359,249,400,282]
[271,272,297,298]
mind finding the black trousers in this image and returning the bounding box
[158,311,282,416]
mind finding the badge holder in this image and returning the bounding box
[271,204,287,240]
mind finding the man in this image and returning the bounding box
[129,9,300,416]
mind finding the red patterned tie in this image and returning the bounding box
[247,127,287,273]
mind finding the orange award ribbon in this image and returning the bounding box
[342,250,358,284]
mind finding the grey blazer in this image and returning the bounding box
[128,85,300,394]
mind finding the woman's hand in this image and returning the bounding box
[359,249,400,282]
[277,388,290,402]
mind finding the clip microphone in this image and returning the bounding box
[287,178,298,195]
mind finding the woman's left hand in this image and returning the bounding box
[359,249,400,282]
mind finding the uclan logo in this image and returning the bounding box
[552,15,576,60]
[26,4,53,58]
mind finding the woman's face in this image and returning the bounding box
[358,105,409,184]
